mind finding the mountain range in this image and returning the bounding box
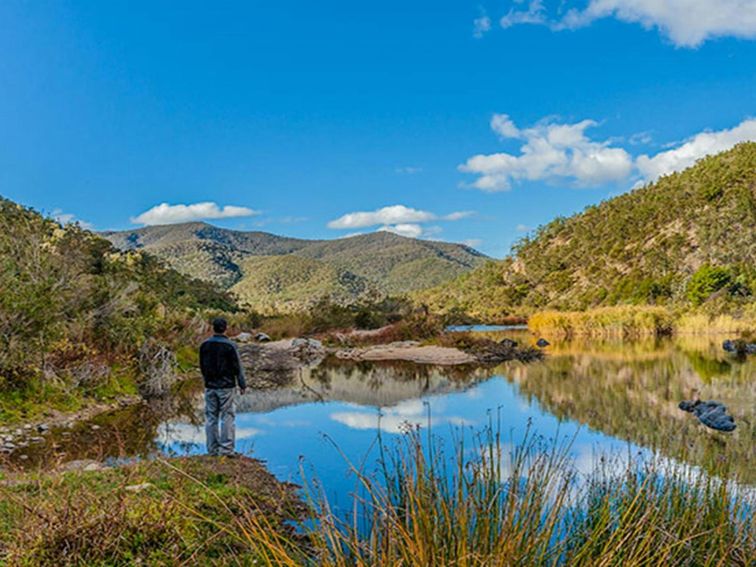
[103,225,488,313]
[417,142,756,321]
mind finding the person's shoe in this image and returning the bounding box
[219,451,243,459]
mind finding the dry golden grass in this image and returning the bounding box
[528,306,675,339]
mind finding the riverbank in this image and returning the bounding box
[0,455,306,565]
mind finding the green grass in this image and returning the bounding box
[0,456,305,566]
[0,367,138,424]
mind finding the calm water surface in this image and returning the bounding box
[12,331,755,500]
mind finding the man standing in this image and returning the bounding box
[199,317,247,457]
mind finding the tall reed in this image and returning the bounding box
[529,306,675,338]
[231,422,754,566]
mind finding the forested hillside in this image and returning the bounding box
[230,255,378,313]
[0,198,236,421]
[418,143,756,321]
[104,224,488,312]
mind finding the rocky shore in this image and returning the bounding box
[236,335,544,382]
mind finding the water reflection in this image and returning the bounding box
[498,334,755,483]
[8,334,753,495]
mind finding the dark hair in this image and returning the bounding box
[212,317,228,334]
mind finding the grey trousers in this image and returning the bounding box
[205,388,236,456]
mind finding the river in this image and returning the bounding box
[9,329,754,504]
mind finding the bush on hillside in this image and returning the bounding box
[686,265,733,306]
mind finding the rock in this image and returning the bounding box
[90,424,101,431]
[37,423,49,432]
[234,332,254,343]
[292,337,323,349]
[255,332,272,343]
[498,338,519,349]
[29,437,44,444]
[335,342,477,365]
[679,400,736,432]
[1,442,15,452]
[238,338,327,388]
[18,454,28,460]
[722,339,756,355]
[59,459,107,472]
[124,482,153,493]
[536,338,550,348]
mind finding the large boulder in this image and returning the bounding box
[234,332,254,343]
[679,400,736,432]
[292,337,323,349]
[238,338,326,388]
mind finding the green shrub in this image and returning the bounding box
[686,264,732,306]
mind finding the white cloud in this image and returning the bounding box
[500,0,547,28]
[490,114,521,138]
[636,118,756,180]
[443,211,475,221]
[462,238,483,248]
[628,131,653,146]
[51,208,93,230]
[516,224,531,232]
[462,114,756,191]
[473,14,492,38]
[328,205,435,229]
[328,205,473,240]
[460,114,633,191]
[379,223,425,238]
[379,224,445,239]
[328,204,470,228]
[497,0,756,47]
[131,201,259,226]
[558,0,756,47]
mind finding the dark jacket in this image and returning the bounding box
[199,334,247,390]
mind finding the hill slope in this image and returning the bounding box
[418,143,756,321]
[103,225,488,312]
[0,197,236,420]
[230,255,378,313]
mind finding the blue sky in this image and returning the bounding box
[1,1,754,257]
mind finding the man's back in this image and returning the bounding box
[200,334,245,390]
